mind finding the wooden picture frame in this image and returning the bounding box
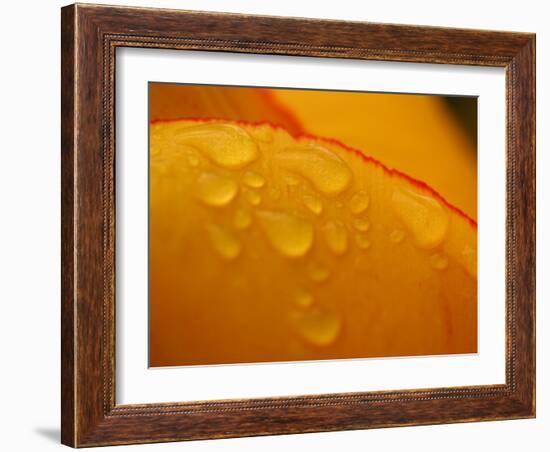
[61,3,535,447]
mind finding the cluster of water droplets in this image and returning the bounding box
[168,122,472,347]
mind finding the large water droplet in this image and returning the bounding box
[257,211,314,258]
[430,253,449,270]
[323,220,348,255]
[294,289,314,308]
[392,187,449,249]
[292,308,342,346]
[233,208,252,230]
[175,123,259,169]
[205,224,241,260]
[275,144,352,196]
[242,171,265,188]
[195,172,238,207]
[348,190,370,214]
[303,194,323,215]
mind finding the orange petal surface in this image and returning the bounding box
[149,119,477,367]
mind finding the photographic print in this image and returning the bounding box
[61,5,536,445]
[149,83,478,367]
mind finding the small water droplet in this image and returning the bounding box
[355,233,371,250]
[430,253,449,270]
[308,262,329,282]
[392,187,449,249]
[195,172,238,207]
[233,208,252,230]
[348,191,370,214]
[243,171,265,188]
[285,174,301,187]
[294,289,314,308]
[275,143,352,196]
[187,151,200,167]
[323,220,348,255]
[353,218,370,232]
[459,245,477,277]
[246,190,262,206]
[303,194,323,215]
[175,123,259,169]
[150,144,162,158]
[205,224,241,260]
[257,211,314,258]
[291,307,342,346]
[251,125,274,143]
[390,229,405,243]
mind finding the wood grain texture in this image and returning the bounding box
[61,5,76,446]
[60,3,536,447]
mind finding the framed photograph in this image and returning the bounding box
[61,3,535,447]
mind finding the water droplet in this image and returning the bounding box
[243,171,265,188]
[275,143,352,196]
[323,220,348,255]
[308,262,329,282]
[187,151,200,167]
[459,245,477,277]
[195,172,238,207]
[353,218,370,232]
[292,308,342,346]
[205,224,241,260]
[233,208,252,230]
[150,144,162,158]
[246,190,262,206]
[285,174,301,187]
[303,194,323,215]
[294,289,314,308]
[257,211,314,258]
[430,253,449,270]
[389,229,405,243]
[391,187,449,249]
[348,191,370,214]
[251,125,274,143]
[175,123,259,169]
[355,234,371,250]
